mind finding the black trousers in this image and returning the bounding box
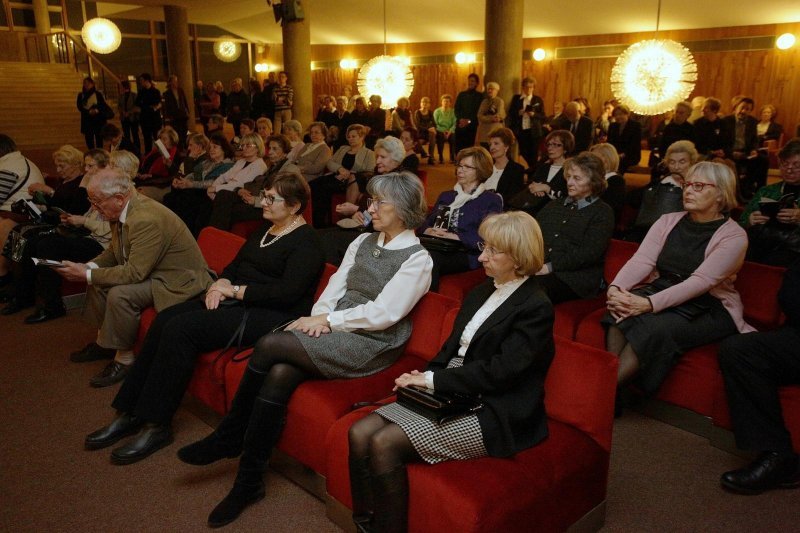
[435,132,455,163]
[718,327,800,453]
[121,119,140,151]
[140,120,162,155]
[207,190,263,231]
[427,249,472,292]
[84,131,102,150]
[517,129,540,168]
[454,122,478,154]
[112,299,295,425]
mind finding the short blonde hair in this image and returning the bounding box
[486,81,500,91]
[109,150,140,180]
[187,133,210,152]
[240,132,265,157]
[685,161,738,213]
[479,211,544,276]
[52,145,84,169]
[665,140,699,164]
[590,143,620,173]
[157,126,179,147]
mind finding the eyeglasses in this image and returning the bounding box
[241,143,258,148]
[456,164,477,172]
[259,192,286,206]
[780,161,800,172]
[88,194,114,208]
[546,142,563,148]
[477,242,505,257]
[366,198,392,209]
[683,181,717,192]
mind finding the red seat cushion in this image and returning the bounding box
[654,343,721,417]
[436,269,487,303]
[553,296,605,339]
[574,308,607,349]
[197,227,246,274]
[735,261,786,330]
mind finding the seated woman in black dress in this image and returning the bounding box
[510,129,572,216]
[177,172,433,528]
[605,161,750,399]
[590,142,627,228]
[420,146,503,291]
[485,127,525,206]
[84,172,325,465]
[348,210,555,532]
[535,152,615,304]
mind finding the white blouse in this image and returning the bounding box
[211,158,268,193]
[312,230,433,332]
[485,165,504,191]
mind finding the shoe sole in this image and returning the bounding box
[110,435,175,465]
[207,490,266,528]
[85,425,143,451]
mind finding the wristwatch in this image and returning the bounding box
[233,285,241,299]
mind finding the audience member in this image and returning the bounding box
[102,123,140,159]
[475,82,506,147]
[118,80,140,153]
[434,94,456,164]
[177,172,432,528]
[507,77,545,167]
[721,97,765,197]
[348,210,555,533]
[293,122,332,183]
[135,126,183,203]
[398,128,421,173]
[604,161,750,400]
[282,119,305,162]
[227,78,251,137]
[607,104,642,174]
[454,73,483,154]
[199,83,221,134]
[77,77,110,149]
[109,150,140,182]
[59,167,214,388]
[315,95,337,129]
[273,71,293,135]
[554,101,593,153]
[391,97,414,136]
[366,95,387,149]
[248,78,266,120]
[509,129,572,216]
[688,95,706,124]
[84,172,324,465]
[255,117,273,146]
[756,104,784,146]
[485,127,524,205]
[590,143,627,229]
[162,75,190,146]
[207,133,268,204]
[594,100,616,142]
[331,96,351,148]
[135,73,163,155]
[658,101,695,158]
[693,97,729,159]
[420,146,503,290]
[414,97,436,164]
[206,114,225,137]
[262,72,277,122]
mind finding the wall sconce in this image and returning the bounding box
[213,37,242,62]
[339,59,358,69]
[254,63,270,73]
[81,17,122,54]
[532,48,546,61]
[455,52,477,64]
[776,33,796,50]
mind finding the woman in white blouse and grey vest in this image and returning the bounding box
[348,211,556,533]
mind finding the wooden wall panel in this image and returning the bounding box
[310,23,800,141]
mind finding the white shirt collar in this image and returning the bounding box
[377,229,420,250]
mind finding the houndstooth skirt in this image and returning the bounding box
[375,356,488,464]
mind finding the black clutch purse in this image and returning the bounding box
[396,385,483,424]
[419,235,466,254]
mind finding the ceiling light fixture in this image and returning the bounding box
[610,0,697,115]
[213,37,242,63]
[532,48,546,61]
[455,52,477,64]
[357,0,414,109]
[81,18,122,54]
[776,33,796,50]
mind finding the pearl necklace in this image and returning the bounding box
[260,216,301,248]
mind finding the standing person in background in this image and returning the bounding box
[507,77,545,168]
[102,123,140,160]
[215,81,228,116]
[118,80,140,154]
[272,72,293,136]
[199,83,220,135]
[415,97,437,164]
[722,97,764,198]
[658,101,695,159]
[475,82,506,148]
[366,95,387,150]
[262,73,277,125]
[434,94,456,164]
[249,79,265,120]
[227,78,251,137]
[136,73,163,155]
[77,77,109,150]
[454,73,483,154]
[162,75,190,147]
[193,80,204,116]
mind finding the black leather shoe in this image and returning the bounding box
[207,483,266,528]
[721,451,800,495]
[1,298,33,315]
[85,413,143,450]
[110,424,174,465]
[177,432,241,465]
[24,307,66,324]
[90,361,130,388]
[70,342,116,363]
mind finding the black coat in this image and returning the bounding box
[507,93,546,138]
[553,115,594,153]
[76,89,108,134]
[608,120,642,170]
[493,160,525,207]
[659,121,695,156]
[428,277,555,457]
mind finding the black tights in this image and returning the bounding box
[348,413,419,533]
[246,331,323,404]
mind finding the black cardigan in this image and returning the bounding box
[493,160,525,207]
[428,277,555,457]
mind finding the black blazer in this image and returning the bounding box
[493,160,525,207]
[607,120,642,170]
[427,277,555,457]
[758,122,783,145]
[507,94,546,138]
[530,163,567,199]
[554,115,594,153]
[720,115,758,157]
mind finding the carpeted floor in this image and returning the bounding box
[2,308,800,532]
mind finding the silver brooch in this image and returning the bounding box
[372,248,381,258]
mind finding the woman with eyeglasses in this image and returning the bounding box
[510,130,573,216]
[419,146,503,291]
[740,138,800,267]
[207,134,299,232]
[84,171,325,466]
[135,126,184,203]
[178,172,432,528]
[206,133,268,220]
[348,211,555,533]
[604,161,750,402]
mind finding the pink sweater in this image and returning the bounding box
[611,211,754,333]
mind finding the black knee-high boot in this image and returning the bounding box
[371,466,409,533]
[349,454,374,532]
[207,398,287,528]
[177,364,267,465]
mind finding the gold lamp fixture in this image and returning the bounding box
[214,37,242,63]
[610,0,697,115]
[357,0,414,109]
[81,17,122,54]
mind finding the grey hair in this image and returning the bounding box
[91,167,134,196]
[109,150,140,180]
[375,136,405,163]
[685,161,738,213]
[367,171,427,229]
[283,119,302,135]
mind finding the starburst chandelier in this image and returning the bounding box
[610,1,697,115]
[81,18,122,54]
[214,37,242,63]
[357,0,414,109]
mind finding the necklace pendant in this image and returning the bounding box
[372,248,381,258]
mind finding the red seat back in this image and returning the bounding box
[314,263,338,301]
[604,239,639,281]
[735,261,786,329]
[405,292,460,362]
[197,227,246,275]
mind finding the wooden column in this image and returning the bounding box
[483,0,524,108]
[282,5,312,128]
[164,5,195,127]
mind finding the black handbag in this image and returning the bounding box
[634,183,684,229]
[419,234,467,254]
[630,272,711,321]
[396,385,483,424]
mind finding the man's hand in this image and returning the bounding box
[59,261,89,282]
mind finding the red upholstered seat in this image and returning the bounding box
[436,268,487,302]
[230,199,315,238]
[325,337,618,532]
[553,239,638,339]
[223,291,460,475]
[196,227,246,274]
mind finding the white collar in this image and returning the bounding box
[377,229,419,250]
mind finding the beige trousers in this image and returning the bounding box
[86,279,153,350]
